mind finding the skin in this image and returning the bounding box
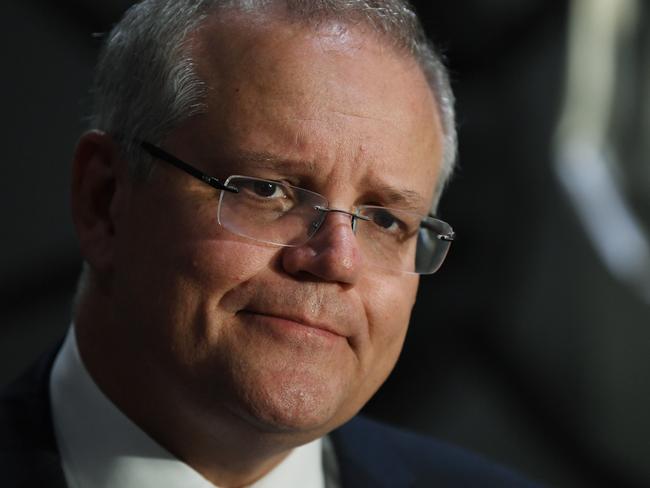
[71,11,443,488]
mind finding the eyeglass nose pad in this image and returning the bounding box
[310,205,360,237]
[350,215,358,233]
[308,209,328,238]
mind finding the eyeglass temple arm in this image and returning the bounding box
[421,219,456,241]
[139,141,239,193]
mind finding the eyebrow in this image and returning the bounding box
[221,149,428,212]
[222,149,317,173]
[368,183,428,212]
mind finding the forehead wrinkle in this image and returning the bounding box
[328,109,400,128]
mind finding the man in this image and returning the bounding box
[1,0,537,486]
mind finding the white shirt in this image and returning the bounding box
[50,327,338,488]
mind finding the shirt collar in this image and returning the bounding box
[50,326,326,488]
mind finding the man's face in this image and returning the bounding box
[109,15,443,438]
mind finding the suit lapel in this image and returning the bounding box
[0,344,67,487]
[330,417,416,488]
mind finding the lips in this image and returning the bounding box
[221,280,363,346]
[239,309,346,339]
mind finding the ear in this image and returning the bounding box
[70,130,130,278]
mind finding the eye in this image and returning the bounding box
[371,208,400,231]
[252,180,286,198]
[362,206,420,242]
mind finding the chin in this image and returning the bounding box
[230,368,355,436]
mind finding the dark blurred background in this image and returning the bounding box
[2,1,649,487]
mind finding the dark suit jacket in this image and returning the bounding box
[1,348,540,487]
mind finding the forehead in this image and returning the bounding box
[175,11,443,209]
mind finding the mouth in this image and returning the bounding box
[238,310,346,341]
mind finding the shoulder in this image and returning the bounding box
[0,346,67,487]
[0,350,53,449]
[331,415,543,487]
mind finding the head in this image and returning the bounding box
[72,0,455,451]
[90,0,456,209]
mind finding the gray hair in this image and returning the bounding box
[90,0,456,209]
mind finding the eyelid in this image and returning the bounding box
[359,204,426,220]
[255,175,301,190]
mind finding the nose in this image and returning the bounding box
[281,210,362,285]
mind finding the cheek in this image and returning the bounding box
[357,273,418,387]
[113,200,278,338]
[364,273,418,334]
[167,236,280,350]
[186,236,277,293]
